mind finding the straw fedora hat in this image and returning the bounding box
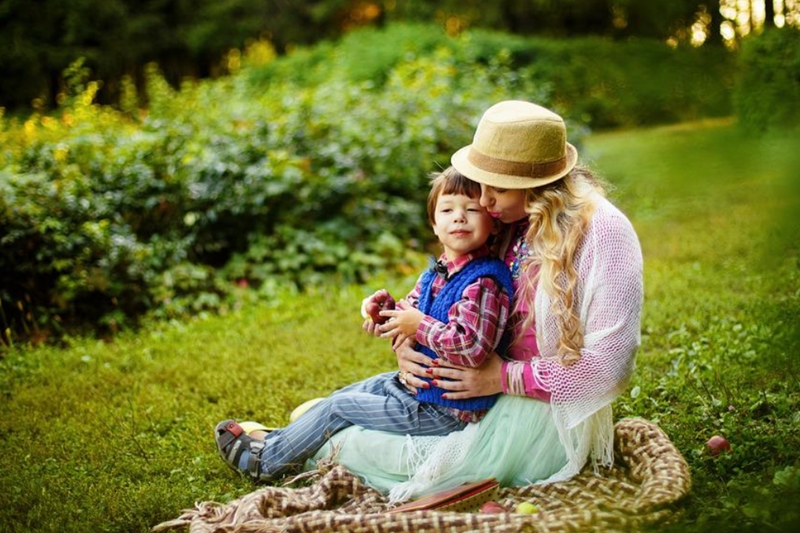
[451,100,578,189]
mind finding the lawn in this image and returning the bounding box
[1,119,798,532]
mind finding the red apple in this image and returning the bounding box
[479,501,507,514]
[706,435,731,456]
[366,289,396,324]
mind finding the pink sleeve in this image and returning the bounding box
[502,360,552,402]
[404,274,425,309]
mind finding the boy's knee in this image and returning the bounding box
[326,394,358,416]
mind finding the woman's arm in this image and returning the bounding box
[395,341,506,398]
[530,205,643,425]
[428,356,552,401]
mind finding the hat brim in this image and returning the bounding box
[451,142,578,189]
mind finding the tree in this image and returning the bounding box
[3,0,798,112]
[704,2,726,45]
[764,0,776,29]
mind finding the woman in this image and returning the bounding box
[309,100,643,503]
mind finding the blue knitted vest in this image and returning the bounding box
[414,256,513,411]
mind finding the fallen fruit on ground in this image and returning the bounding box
[516,502,539,514]
[706,435,731,456]
[479,501,507,514]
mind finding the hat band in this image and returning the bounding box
[468,147,567,179]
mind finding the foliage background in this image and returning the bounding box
[1,117,798,533]
[1,2,800,533]
[0,23,739,345]
[1,0,794,111]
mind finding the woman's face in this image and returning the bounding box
[479,185,528,224]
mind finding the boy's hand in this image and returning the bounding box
[361,290,397,336]
[379,300,424,349]
[360,289,396,325]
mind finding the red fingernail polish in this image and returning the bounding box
[425,368,433,374]
[431,360,439,366]
[430,380,438,387]
[441,394,448,399]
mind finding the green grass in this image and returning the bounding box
[1,119,799,532]
[586,119,800,532]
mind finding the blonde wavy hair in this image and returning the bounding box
[512,167,606,365]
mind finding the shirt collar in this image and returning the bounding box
[436,245,490,278]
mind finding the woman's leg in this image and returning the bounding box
[309,395,568,497]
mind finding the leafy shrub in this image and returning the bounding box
[0,41,550,345]
[248,23,452,87]
[734,27,800,133]
[248,24,737,133]
[249,24,734,130]
[0,24,736,346]
[497,36,735,129]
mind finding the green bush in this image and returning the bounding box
[734,27,800,133]
[496,36,734,129]
[0,24,736,345]
[0,43,549,344]
[247,23,451,87]
[249,24,734,130]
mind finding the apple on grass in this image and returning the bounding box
[706,435,731,456]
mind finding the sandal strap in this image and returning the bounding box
[216,420,244,451]
[216,420,247,463]
[245,447,264,479]
[215,419,265,479]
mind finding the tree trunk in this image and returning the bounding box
[705,2,725,46]
[764,0,775,28]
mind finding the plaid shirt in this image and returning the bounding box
[405,246,511,423]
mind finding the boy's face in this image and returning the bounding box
[432,193,495,260]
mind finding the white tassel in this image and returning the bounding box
[388,481,423,506]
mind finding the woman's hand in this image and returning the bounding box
[430,355,505,399]
[361,317,382,336]
[395,340,434,394]
[361,293,386,337]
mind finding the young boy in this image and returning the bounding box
[215,167,513,481]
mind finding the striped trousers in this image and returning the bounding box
[257,371,467,479]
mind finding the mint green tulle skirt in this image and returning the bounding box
[306,395,568,498]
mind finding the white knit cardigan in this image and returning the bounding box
[532,193,643,482]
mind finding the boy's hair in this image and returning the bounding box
[427,167,483,225]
